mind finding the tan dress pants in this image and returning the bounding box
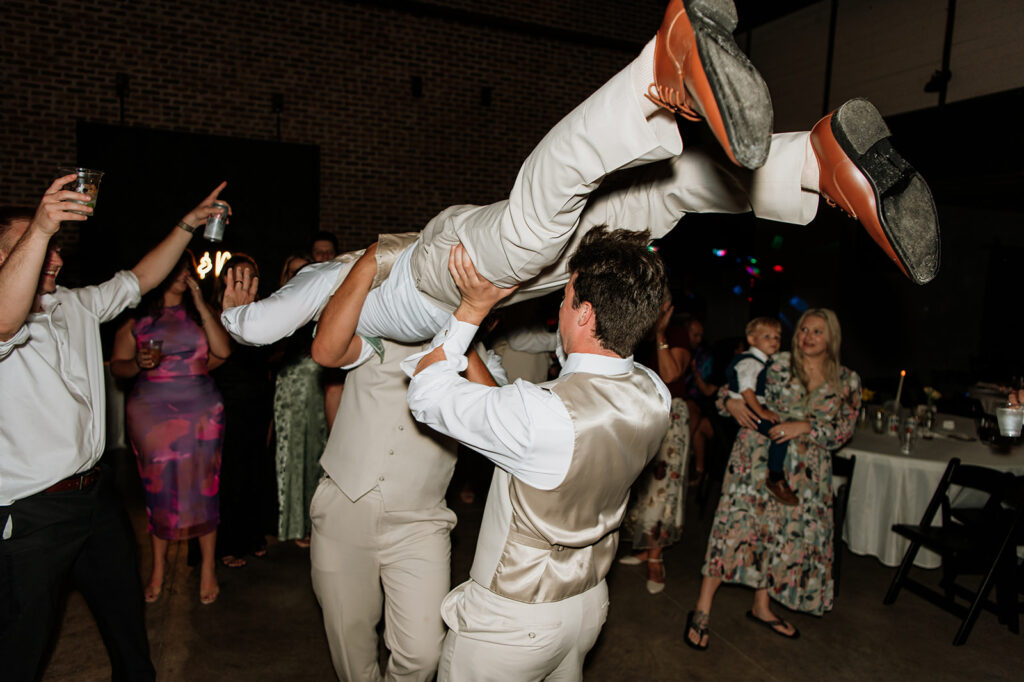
[310,479,456,681]
[438,580,609,682]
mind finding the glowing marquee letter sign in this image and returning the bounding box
[196,251,232,280]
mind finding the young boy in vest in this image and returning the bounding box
[725,317,796,505]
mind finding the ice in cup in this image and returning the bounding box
[996,405,1024,437]
[142,339,163,366]
[58,167,104,216]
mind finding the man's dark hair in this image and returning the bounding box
[567,227,667,357]
[0,207,35,251]
[311,230,338,251]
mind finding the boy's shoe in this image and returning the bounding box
[810,98,940,284]
[647,0,773,169]
[766,477,799,506]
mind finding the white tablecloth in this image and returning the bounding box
[836,425,1024,569]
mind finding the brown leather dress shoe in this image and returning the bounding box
[646,0,772,169]
[810,98,940,285]
[766,477,799,506]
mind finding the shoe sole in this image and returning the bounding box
[683,0,773,169]
[831,98,940,284]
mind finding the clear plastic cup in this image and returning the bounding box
[996,405,1024,437]
[58,167,104,216]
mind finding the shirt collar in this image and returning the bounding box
[749,346,770,362]
[560,352,634,377]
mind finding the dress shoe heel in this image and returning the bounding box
[810,98,940,284]
[647,0,773,169]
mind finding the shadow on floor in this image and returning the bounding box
[42,449,1024,681]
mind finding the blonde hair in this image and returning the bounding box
[745,316,781,337]
[791,308,842,390]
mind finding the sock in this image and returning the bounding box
[800,137,820,193]
[768,470,784,482]
[631,37,661,119]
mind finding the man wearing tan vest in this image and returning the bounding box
[402,228,671,680]
[308,338,458,681]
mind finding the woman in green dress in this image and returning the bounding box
[273,253,329,546]
[685,308,860,649]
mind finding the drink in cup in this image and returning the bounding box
[58,167,104,216]
[203,201,230,242]
[142,339,163,366]
[996,405,1024,437]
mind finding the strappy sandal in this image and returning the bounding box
[685,610,710,651]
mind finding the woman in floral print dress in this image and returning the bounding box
[684,308,860,649]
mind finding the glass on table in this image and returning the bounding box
[996,404,1024,438]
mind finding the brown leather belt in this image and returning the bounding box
[43,467,100,494]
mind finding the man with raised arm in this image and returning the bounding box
[0,178,228,681]
[400,230,670,680]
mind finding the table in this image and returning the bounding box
[835,423,1024,569]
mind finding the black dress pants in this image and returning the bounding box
[0,466,155,681]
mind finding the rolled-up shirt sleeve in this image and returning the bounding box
[70,270,142,323]
[221,261,343,346]
[0,325,30,360]
[403,314,574,490]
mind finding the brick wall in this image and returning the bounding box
[1,0,661,264]
[5,0,1021,269]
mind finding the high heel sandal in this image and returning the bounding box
[646,557,666,594]
[685,610,710,651]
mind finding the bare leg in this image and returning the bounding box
[687,575,722,648]
[145,535,167,602]
[750,588,797,636]
[199,531,219,604]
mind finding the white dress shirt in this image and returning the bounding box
[402,315,670,491]
[220,245,448,369]
[728,346,771,404]
[0,271,141,505]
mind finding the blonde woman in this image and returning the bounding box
[685,308,860,650]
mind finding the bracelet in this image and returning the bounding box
[176,220,198,234]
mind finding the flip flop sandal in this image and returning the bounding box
[746,610,801,639]
[685,610,710,651]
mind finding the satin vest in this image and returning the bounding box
[470,367,669,603]
[319,338,457,511]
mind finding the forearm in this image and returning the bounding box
[742,390,770,418]
[310,251,375,368]
[655,340,684,384]
[109,358,141,378]
[695,373,717,396]
[0,226,51,339]
[132,225,193,294]
[464,347,498,387]
[198,306,232,360]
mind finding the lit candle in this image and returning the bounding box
[895,370,906,408]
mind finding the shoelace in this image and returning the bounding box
[822,193,856,220]
[645,83,701,122]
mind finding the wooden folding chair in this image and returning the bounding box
[882,458,1022,645]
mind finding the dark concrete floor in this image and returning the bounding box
[42,449,1024,681]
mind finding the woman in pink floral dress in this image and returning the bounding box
[111,252,232,605]
[684,308,860,649]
